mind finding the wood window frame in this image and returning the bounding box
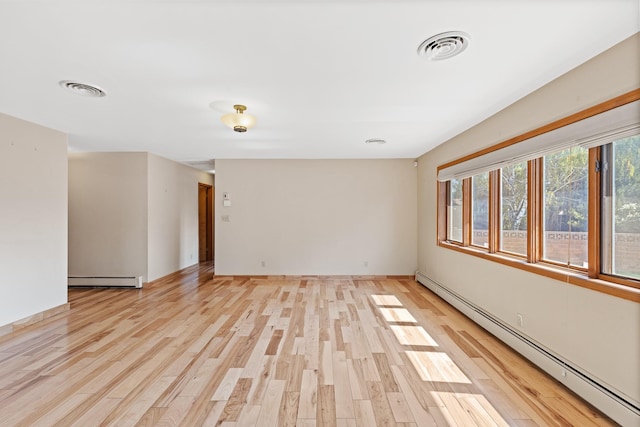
[527,159,543,263]
[494,164,528,258]
[462,177,472,246]
[588,146,601,279]
[488,170,500,253]
[436,89,640,303]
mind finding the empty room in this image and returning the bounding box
[0,1,639,426]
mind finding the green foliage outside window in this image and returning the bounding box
[501,163,528,232]
[614,135,640,233]
[544,147,589,232]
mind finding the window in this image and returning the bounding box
[601,135,640,280]
[471,172,489,247]
[447,178,463,243]
[436,91,640,302]
[500,162,527,256]
[543,147,589,268]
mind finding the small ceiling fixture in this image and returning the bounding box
[417,31,470,61]
[365,138,386,145]
[59,80,106,97]
[221,104,256,133]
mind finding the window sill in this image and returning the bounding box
[438,241,640,302]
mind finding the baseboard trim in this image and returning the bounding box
[0,303,70,337]
[212,274,415,280]
[414,270,639,426]
[68,276,143,288]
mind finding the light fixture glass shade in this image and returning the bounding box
[221,105,256,132]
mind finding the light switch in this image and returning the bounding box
[223,200,231,207]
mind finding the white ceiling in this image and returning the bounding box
[0,1,638,167]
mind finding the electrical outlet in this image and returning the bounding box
[261,261,266,267]
[517,313,524,328]
[363,261,368,267]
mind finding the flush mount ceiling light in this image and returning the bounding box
[59,80,106,97]
[417,31,470,61]
[221,104,256,133]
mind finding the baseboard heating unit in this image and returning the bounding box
[68,276,143,289]
[415,271,639,426]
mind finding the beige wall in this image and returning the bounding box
[68,152,149,280]
[215,159,417,275]
[0,113,68,326]
[417,33,640,408]
[148,153,214,281]
[69,152,214,283]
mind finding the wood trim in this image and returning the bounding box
[541,259,588,274]
[210,185,215,260]
[462,177,472,246]
[527,159,542,263]
[437,89,640,173]
[596,273,640,291]
[567,275,640,301]
[438,241,640,302]
[437,181,448,244]
[198,183,214,262]
[587,147,601,279]
[488,170,500,253]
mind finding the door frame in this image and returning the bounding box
[198,183,214,262]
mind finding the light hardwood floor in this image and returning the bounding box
[0,262,614,426]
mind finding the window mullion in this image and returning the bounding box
[488,170,500,253]
[588,147,601,279]
[527,159,543,263]
[462,177,472,246]
[437,181,447,244]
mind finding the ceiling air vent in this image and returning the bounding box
[365,138,386,145]
[59,80,107,97]
[417,31,470,61]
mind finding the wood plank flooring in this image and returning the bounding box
[0,262,615,426]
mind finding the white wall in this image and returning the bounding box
[0,113,68,326]
[215,159,417,275]
[68,152,149,281]
[417,33,640,409]
[147,153,214,281]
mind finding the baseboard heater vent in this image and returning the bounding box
[414,271,639,425]
[68,276,143,289]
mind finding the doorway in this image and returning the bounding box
[198,183,214,262]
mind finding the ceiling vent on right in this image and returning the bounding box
[417,31,470,61]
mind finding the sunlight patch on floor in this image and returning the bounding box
[430,391,510,426]
[389,325,438,347]
[371,292,509,425]
[405,350,471,384]
[371,294,403,306]
[378,308,417,323]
